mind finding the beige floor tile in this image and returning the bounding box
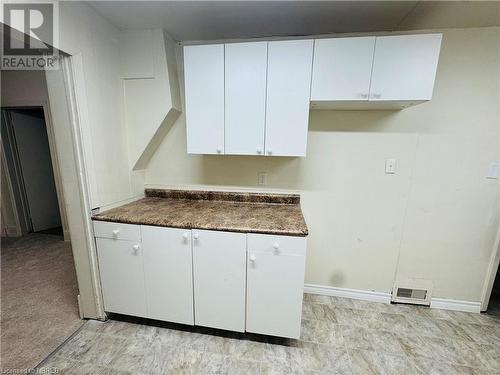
[302,302,316,320]
[349,349,419,375]
[77,334,126,367]
[300,319,337,344]
[310,303,338,322]
[40,294,500,375]
[411,355,484,375]
[261,360,320,375]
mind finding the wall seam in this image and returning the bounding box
[391,132,421,288]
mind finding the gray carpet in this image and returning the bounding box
[1,233,84,371]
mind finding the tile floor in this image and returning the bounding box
[38,294,500,374]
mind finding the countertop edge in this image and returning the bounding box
[91,216,309,237]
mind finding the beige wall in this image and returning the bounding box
[145,27,500,302]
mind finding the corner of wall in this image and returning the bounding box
[122,29,182,171]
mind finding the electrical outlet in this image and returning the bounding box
[385,159,397,174]
[487,163,500,179]
[258,172,268,185]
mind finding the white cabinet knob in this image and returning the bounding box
[193,233,199,240]
[273,242,280,250]
[112,229,120,238]
[182,232,189,240]
[267,148,273,155]
[132,244,140,254]
[216,147,222,154]
[256,148,262,155]
[249,254,256,262]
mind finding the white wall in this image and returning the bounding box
[145,27,500,303]
[57,4,181,208]
[58,2,141,208]
[121,29,181,171]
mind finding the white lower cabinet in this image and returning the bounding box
[192,229,247,332]
[94,221,307,337]
[141,225,194,325]
[96,237,147,317]
[246,234,307,339]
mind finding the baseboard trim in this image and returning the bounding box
[430,298,481,313]
[304,283,392,304]
[304,283,481,313]
[5,226,21,237]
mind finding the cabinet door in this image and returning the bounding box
[192,230,247,332]
[96,238,147,317]
[225,42,267,155]
[369,34,442,101]
[184,44,225,154]
[265,40,313,157]
[311,37,375,101]
[141,226,194,325]
[246,234,306,338]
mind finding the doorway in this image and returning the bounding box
[486,265,500,316]
[0,106,84,371]
[1,107,62,235]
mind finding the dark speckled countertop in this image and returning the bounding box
[92,189,308,237]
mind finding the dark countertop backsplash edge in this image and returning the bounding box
[145,188,300,205]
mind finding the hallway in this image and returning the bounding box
[487,269,500,317]
[0,233,84,371]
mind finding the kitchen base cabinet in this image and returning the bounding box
[192,230,247,332]
[246,234,307,338]
[94,221,307,338]
[96,238,147,317]
[142,225,194,325]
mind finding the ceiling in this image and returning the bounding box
[88,1,500,42]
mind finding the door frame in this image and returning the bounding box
[1,110,32,234]
[1,105,70,240]
[481,223,500,311]
[0,139,23,237]
[53,55,106,319]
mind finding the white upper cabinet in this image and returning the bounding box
[310,33,442,109]
[369,34,442,101]
[265,40,314,157]
[311,37,376,101]
[183,34,442,155]
[225,42,268,155]
[184,44,225,154]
